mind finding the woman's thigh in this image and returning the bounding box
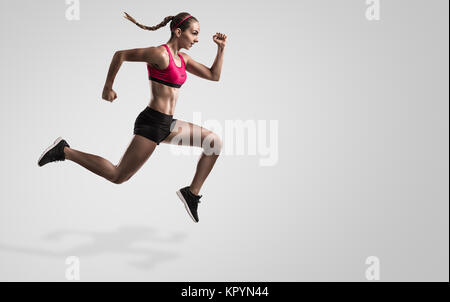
[161,119,221,151]
[115,135,157,181]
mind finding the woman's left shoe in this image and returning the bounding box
[176,186,202,223]
[37,137,70,167]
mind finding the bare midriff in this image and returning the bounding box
[147,80,180,116]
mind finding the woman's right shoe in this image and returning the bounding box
[176,186,202,223]
[37,137,70,167]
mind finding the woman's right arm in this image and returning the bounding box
[102,47,159,102]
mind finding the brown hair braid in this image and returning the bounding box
[123,12,198,36]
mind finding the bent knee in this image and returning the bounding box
[203,133,222,155]
[214,136,223,153]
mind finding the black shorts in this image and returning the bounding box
[133,106,177,145]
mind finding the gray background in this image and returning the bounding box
[0,0,448,281]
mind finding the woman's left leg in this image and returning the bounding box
[160,119,222,195]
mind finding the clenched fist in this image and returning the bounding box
[102,86,117,102]
[213,32,227,48]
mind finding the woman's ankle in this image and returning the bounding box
[64,146,71,160]
[189,186,200,196]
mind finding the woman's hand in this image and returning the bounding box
[102,86,117,102]
[213,32,227,48]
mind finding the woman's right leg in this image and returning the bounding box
[64,135,157,184]
[160,120,222,196]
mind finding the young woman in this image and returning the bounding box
[37,12,227,223]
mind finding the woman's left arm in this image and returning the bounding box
[181,33,227,81]
[210,46,225,81]
[210,33,227,81]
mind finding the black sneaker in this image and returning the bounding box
[37,137,70,167]
[176,186,202,223]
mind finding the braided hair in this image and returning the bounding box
[123,12,197,36]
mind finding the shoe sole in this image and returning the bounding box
[176,190,198,223]
[37,136,64,166]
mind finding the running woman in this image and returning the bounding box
[37,12,227,223]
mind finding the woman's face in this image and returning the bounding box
[182,22,200,49]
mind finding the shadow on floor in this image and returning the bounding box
[0,225,188,270]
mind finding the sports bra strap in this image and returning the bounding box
[162,44,183,66]
[162,44,174,63]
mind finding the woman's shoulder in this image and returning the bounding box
[153,45,168,57]
[147,45,169,68]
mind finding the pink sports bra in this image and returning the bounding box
[147,44,187,88]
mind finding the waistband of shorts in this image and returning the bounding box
[143,106,173,122]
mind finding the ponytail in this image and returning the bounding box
[123,12,174,31]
